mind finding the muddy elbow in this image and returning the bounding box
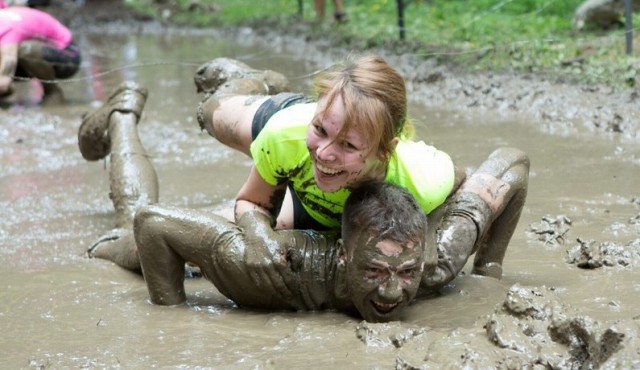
[492,147,530,169]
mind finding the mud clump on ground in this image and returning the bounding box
[358,285,640,369]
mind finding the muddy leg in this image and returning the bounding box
[82,83,156,271]
[78,81,148,161]
[468,147,529,277]
[195,78,270,147]
[87,110,158,271]
[194,58,291,155]
[421,147,529,291]
[193,57,289,95]
[134,204,243,305]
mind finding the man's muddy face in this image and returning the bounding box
[345,237,424,322]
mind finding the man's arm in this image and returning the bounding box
[0,44,18,95]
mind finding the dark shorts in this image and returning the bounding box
[46,42,81,78]
[251,93,327,230]
[16,41,81,79]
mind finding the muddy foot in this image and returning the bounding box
[471,262,503,279]
[87,229,141,272]
[78,81,148,161]
[193,57,290,95]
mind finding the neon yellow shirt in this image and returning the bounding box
[250,102,455,229]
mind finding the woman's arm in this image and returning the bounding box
[235,166,287,227]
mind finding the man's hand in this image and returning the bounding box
[238,211,300,307]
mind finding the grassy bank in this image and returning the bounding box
[129,0,639,88]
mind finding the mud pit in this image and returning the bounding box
[1,0,640,368]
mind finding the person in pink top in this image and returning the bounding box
[0,3,81,104]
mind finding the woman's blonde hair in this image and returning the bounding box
[313,54,413,160]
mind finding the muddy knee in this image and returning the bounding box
[486,147,530,175]
[196,93,221,135]
[133,205,169,248]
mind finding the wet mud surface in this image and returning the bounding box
[1,0,640,368]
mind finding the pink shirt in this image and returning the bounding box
[0,7,72,49]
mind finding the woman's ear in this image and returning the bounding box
[378,136,400,162]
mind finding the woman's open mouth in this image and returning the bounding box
[315,162,344,177]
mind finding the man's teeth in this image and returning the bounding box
[317,163,341,175]
[373,301,398,313]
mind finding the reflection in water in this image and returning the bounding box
[1,29,640,368]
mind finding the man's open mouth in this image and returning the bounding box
[371,300,399,314]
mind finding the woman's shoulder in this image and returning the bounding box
[389,140,455,213]
[395,140,452,162]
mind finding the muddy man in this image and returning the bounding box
[79,67,528,322]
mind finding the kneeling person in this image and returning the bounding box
[0,4,81,103]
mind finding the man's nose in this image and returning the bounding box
[378,274,402,301]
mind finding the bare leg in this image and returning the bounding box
[420,147,530,292]
[197,92,269,156]
[314,0,326,20]
[332,0,347,22]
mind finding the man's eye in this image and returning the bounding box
[365,267,383,279]
[398,268,416,279]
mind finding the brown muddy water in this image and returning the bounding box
[2,30,640,368]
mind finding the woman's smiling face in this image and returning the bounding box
[306,95,384,193]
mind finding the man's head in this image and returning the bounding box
[339,181,427,322]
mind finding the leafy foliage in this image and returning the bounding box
[128,0,640,88]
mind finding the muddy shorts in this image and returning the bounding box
[16,41,81,79]
[251,92,326,230]
[251,92,312,139]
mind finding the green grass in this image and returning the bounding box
[127,0,640,88]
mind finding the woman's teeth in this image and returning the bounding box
[317,163,341,175]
